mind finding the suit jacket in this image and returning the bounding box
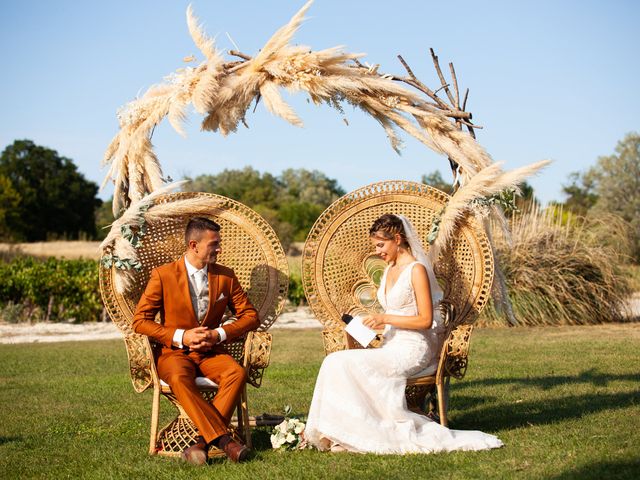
[132,256,259,352]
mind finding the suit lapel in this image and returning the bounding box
[176,256,198,323]
[204,263,220,325]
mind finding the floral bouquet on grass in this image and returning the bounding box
[270,406,310,450]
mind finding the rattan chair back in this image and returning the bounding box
[302,180,493,331]
[100,191,289,392]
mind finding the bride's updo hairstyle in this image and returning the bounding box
[369,214,408,247]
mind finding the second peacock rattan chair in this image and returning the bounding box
[100,191,288,458]
[302,180,494,427]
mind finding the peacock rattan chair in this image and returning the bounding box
[302,180,494,427]
[99,191,288,458]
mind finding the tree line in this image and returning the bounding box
[1,135,639,260]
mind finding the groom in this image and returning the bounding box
[132,217,259,465]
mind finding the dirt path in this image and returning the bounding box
[0,307,321,344]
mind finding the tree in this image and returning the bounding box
[278,168,345,205]
[587,132,640,260]
[185,167,345,246]
[0,174,21,240]
[94,198,114,241]
[277,169,344,241]
[0,140,101,241]
[514,181,539,212]
[561,171,598,216]
[185,167,281,209]
[421,170,452,193]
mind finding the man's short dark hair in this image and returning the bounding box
[185,217,221,244]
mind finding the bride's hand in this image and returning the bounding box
[362,314,385,330]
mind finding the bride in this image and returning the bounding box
[304,214,503,454]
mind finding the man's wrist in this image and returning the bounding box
[215,327,226,343]
[172,328,185,348]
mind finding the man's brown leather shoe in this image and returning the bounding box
[222,439,250,463]
[181,437,208,466]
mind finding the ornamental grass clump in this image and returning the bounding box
[479,207,634,326]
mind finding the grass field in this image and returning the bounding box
[1,326,639,479]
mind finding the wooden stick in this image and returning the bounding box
[396,55,450,110]
[462,88,470,112]
[430,48,457,107]
[449,62,460,109]
[229,50,252,61]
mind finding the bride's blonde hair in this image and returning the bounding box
[369,214,408,247]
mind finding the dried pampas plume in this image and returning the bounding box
[429,159,551,263]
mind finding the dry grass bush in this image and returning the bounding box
[478,207,634,326]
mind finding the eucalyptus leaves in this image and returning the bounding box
[100,205,148,272]
[427,188,518,246]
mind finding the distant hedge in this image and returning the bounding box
[0,257,101,323]
[0,256,303,323]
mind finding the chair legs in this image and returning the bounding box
[436,376,451,427]
[236,384,252,449]
[149,384,161,455]
[148,386,251,457]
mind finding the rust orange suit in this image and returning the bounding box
[132,257,259,443]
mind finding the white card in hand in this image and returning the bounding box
[344,315,377,347]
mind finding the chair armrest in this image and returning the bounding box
[124,333,157,393]
[321,326,348,355]
[243,331,272,388]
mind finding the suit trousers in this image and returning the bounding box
[157,348,247,444]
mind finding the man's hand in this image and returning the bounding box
[182,327,220,352]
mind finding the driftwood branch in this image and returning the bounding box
[430,48,457,108]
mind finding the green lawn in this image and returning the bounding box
[1,325,639,479]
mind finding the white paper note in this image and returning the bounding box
[344,315,377,347]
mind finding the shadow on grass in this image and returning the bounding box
[251,427,275,451]
[550,459,640,479]
[451,390,639,431]
[456,368,640,391]
[0,436,22,446]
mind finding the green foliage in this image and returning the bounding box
[0,174,21,240]
[287,271,306,306]
[0,257,101,323]
[279,202,324,242]
[588,132,640,260]
[560,132,640,261]
[94,198,114,241]
[421,170,452,193]
[0,139,102,241]
[185,167,344,249]
[562,171,599,216]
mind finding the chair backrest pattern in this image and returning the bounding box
[100,192,288,392]
[303,181,494,332]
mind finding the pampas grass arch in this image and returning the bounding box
[100,1,548,309]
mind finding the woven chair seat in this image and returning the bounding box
[160,377,219,389]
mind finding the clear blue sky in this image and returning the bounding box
[1,0,638,205]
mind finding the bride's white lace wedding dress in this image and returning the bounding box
[305,261,503,454]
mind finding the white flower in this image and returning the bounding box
[270,433,285,449]
[294,421,305,434]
